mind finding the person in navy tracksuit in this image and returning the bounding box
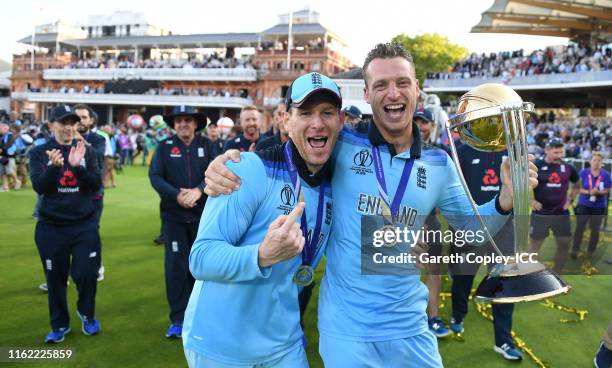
[449,144,523,361]
[29,105,103,343]
[75,105,107,281]
[37,105,107,292]
[149,105,214,338]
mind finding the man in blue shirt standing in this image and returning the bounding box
[183,72,341,368]
[205,43,539,367]
[149,105,215,339]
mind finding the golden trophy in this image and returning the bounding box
[447,83,570,303]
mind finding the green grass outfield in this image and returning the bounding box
[0,166,610,368]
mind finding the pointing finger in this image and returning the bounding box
[281,202,305,231]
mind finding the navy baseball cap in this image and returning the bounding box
[49,105,80,124]
[547,137,564,148]
[342,105,362,119]
[413,109,434,123]
[285,72,342,109]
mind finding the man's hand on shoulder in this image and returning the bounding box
[204,149,242,197]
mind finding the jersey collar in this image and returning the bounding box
[367,120,422,159]
[287,140,332,187]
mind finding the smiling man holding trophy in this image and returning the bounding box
[447,83,571,303]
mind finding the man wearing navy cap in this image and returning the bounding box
[528,138,580,273]
[149,105,215,338]
[342,105,362,127]
[183,72,341,367]
[29,105,103,343]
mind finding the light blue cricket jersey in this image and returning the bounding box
[318,122,510,341]
[183,141,332,365]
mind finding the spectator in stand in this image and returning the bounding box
[427,43,611,80]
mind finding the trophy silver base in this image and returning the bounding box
[474,262,570,304]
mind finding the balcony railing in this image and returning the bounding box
[12,91,252,109]
[42,68,258,81]
[423,70,612,92]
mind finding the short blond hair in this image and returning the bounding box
[591,151,603,159]
[240,105,259,114]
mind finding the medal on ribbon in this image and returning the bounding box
[284,143,327,286]
[371,146,415,247]
[588,173,602,203]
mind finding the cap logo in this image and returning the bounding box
[180,106,186,112]
[311,73,322,87]
[64,106,70,112]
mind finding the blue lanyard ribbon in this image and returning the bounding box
[371,145,415,225]
[283,143,326,266]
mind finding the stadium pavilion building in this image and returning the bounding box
[10,9,363,125]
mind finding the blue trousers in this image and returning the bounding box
[451,274,514,347]
[162,220,198,324]
[319,332,442,368]
[35,220,100,330]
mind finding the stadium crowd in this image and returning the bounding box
[57,52,255,70]
[26,86,249,99]
[427,42,612,80]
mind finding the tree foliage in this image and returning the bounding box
[391,33,468,84]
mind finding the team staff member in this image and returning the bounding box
[29,105,102,343]
[149,105,215,339]
[529,138,580,273]
[448,145,522,361]
[223,105,261,152]
[571,152,610,258]
[205,120,225,158]
[341,105,363,127]
[255,103,290,151]
[183,73,339,367]
[75,104,107,281]
[204,44,539,367]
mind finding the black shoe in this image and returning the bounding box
[153,235,164,245]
